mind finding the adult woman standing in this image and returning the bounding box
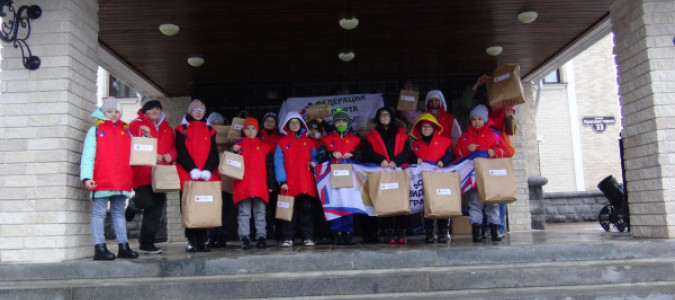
[175,99,221,252]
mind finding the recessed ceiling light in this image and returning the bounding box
[339,17,359,30]
[338,51,355,62]
[187,56,204,67]
[517,11,538,24]
[486,46,503,56]
[159,24,179,36]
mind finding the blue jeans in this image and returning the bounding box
[330,214,354,233]
[91,195,128,244]
[467,189,499,225]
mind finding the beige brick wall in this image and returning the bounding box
[0,0,99,262]
[610,0,675,237]
[163,96,191,243]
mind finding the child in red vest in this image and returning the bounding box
[411,113,455,243]
[80,98,139,260]
[231,118,275,249]
[320,109,361,245]
[454,104,509,242]
[274,112,319,247]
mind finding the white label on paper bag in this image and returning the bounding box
[489,169,508,176]
[233,124,243,130]
[133,144,154,152]
[226,159,242,168]
[493,73,511,83]
[333,170,350,176]
[400,95,415,102]
[277,201,290,208]
[194,195,213,202]
[380,182,399,190]
[436,189,452,195]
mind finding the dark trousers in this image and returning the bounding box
[358,215,379,241]
[133,185,167,246]
[179,191,207,244]
[381,215,409,231]
[282,193,315,241]
[207,192,232,238]
[424,218,449,235]
[266,191,281,241]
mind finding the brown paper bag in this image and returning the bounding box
[151,165,181,193]
[474,158,517,204]
[450,216,471,235]
[212,125,230,144]
[218,152,245,180]
[221,177,233,194]
[307,103,332,120]
[275,194,295,221]
[181,181,223,228]
[396,89,420,111]
[422,172,462,219]
[367,170,411,217]
[486,64,526,110]
[129,137,157,166]
[331,164,354,189]
[230,117,244,134]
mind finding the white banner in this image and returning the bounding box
[278,93,384,129]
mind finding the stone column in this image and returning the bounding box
[610,0,675,237]
[0,0,99,262]
[164,96,190,243]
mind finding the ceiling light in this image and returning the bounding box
[338,51,355,62]
[486,46,503,56]
[517,11,538,24]
[187,56,204,67]
[339,17,359,30]
[159,24,180,36]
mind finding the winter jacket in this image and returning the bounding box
[233,137,273,204]
[321,131,361,164]
[274,112,318,197]
[424,90,461,148]
[454,123,509,159]
[362,125,413,167]
[261,128,283,152]
[411,113,454,164]
[79,108,133,198]
[128,109,177,188]
[175,115,221,190]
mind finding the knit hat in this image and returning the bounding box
[332,109,351,133]
[262,112,278,125]
[470,104,489,122]
[188,99,206,113]
[206,112,226,126]
[427,90,443,100]
[100,97,121,114]
[243,117,259,131]
[141,99,162,113]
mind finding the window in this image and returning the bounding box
[109,75,137,98]
[543,69,561,84]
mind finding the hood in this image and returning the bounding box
[135,109,166,126]
[279,111,309,136]
[91,107,108,121]
[424,89,448,112]
[411,113,444,139]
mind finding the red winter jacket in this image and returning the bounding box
[428,108,456,141]
[129,110,177,188]
[233,137,272,204]
[261,128,283,152]
[454,124,509,159]
[276,133,318,197]
[321,131,361,164]
[364,127,410,167]
[93,120,134,192]
[175,118,221,190]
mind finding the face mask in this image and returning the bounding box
[336,125,348,133]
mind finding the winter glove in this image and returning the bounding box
[189,169,201,180]
[200,170,212,181]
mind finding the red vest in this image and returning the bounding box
[321,132,360,164]
[429,108,455,141]
[129,110,177,188]
[365,127,409,166]
[454,125,508,159]
[175,121,222,188]
[277,134,318,197]
[93,120,134,192]
[261,129,283,151]
[233,137,271,204]
[412,135,452,162]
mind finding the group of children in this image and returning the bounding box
[81,84,514,260]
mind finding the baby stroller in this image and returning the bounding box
[597,175,630,232]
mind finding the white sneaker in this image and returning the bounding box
[280,240,293,247]
[304,239,315,246]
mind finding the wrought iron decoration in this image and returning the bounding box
[0,0,41,70]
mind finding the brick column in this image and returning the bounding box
[163,96,190,243]
[0,0,99,262]
[510,81,537,231]
[610,0,675,237]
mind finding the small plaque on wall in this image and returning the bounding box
[582,116,615,133]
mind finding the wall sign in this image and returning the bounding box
[582,116,615,133]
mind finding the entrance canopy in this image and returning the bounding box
[99,0,611,103]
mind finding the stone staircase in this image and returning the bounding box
[2,236,675,299]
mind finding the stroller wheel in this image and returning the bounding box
[614,209,630,232]
[598,205,612,232]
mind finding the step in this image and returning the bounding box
[2,257,675,299]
